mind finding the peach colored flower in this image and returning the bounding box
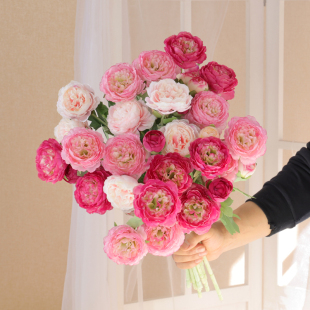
[199,126,220,139]
[54,118,88,143]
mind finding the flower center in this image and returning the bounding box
[142,189,173,217]
[200,144,223,166]
[110,69,134,93]
[183,197,209,224]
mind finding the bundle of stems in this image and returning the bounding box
[186,257,223,300]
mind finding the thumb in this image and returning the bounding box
[180,231,210,251]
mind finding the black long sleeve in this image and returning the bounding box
[248,142,310,236]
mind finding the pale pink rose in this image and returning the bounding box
[159,119,199,157]
[199,126,220,139]
[103,175,139,212]
[178,71,208,93]
[224,116,267,165]
[132,50,178,83]
[107,99,155,135]
[100,63,144,102]
[57,81,100,121]
[219,154,239,183]
[103,133,149,178]
[238,161,257,179]
[142,130,166,153]
[142,223,185,256]
[54,118,88,143]
[164,32,207,70]
[145,79,192,115]
[61,127,105,173]
[36,139,67,184]
[184,91,229,134]
[103,225,148,265]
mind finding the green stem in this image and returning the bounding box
[186,269,192,289]
[192,266,203,293]
[203,257,223,301]
[233,187,255,199]
[197,262,209,292]
[91,114,108,126]
[193,170,201,183]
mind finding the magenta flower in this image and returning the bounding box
[200,61,238,100]
[74,168,113,215]
[64,165,79,184]
[100,63,144,102]
[103,225,148,265]
[103,133,149,178]
[189,137,231,179]
[164,32,207,70]
[208,177,233,202]
[145,153,193,194]
[177,184,220,235]
[36,138,67,184]
[143,223,185,256]
[224,116,267,165]
[143,130,166,153]
[133,179,181,227]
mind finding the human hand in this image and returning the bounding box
[172,222,227,269]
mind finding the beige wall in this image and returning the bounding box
[0,1,76,309]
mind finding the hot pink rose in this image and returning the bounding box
[107,100,155,135]
[189,137,231,179]
[103,133,149,178]
[208,177,233,202]
[61,127,105,173]
[103,225,148,265]
[64,165,79,184]
[145,79,192,115]
[177,184,220,235]
[74,168,113,215]
[219,154,239,183]
[133,179,181,227]
[184,91,229,134]
[178,71,209,93]
[36,138,67,184]
[100,63,144,102]
[57,81,100,121]
[224,116,267,165]
[164,32,207,70]
[145,153,193,194]
[142,223,185,256]
[238,161,257,179]
[132,50,178,83]
[143,130,166,153]
[200,61,238,100]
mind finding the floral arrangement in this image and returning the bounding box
[36,32,267,300]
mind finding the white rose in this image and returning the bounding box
[57,80,100,121]
[145,79,192,115]
[103,175,139,212]
[238,161,257,179]
[160,119,199,157]
[54,118,88,143]
[107,99,155,135]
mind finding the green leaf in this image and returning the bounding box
[108,101,116,107]
[145,240,150,244]
[185,154,190,158]
[127,216,144,229]
[162,116,178,125]
[88,115,101,130]
[189,90,197,97]
[140,92,148,101]
[138,172,146,184]
[233,213,241,220]
[77,171,87,177]
[221,197,233,208]
[174,78,179,83]
[234,176,246,183]
[221,205,233,217]
[96,102,109,118]
[114,222,117,227]
[178,79,185,84]
[220,214,240,235]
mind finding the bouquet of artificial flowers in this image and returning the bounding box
[36,32,267,300]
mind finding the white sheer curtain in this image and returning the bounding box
[62,1,228,309]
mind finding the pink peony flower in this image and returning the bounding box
[54,118,88,143]
[219,154,239,183]
[36,138,67,184]
[57,81,100,121]
[103,175,139,212]
[132,50,178,83]
[74,168,113,215]
[145,153,193,194]
[100,63,144,102]
[145,79,192,115]
[103,133,149,178]
[224,116,267,165]
[189,137,231,179]
[133,179,181,227]
[200,62,238,100]
[143,130,166,153]
[178,71,209,93]
[103,225,148,265]
[177,184,220,235]
[199,126,220,139]
[142,223,185,256]
[160,119,199,157]
[107,99,155,136]
[164,32,207,70]
[61,127,105,173]
[208,177,233,202]
[64,165,79,184]
[184,91,229,134]
[238,161,257,179]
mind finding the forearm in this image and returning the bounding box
[220,201,271,253]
